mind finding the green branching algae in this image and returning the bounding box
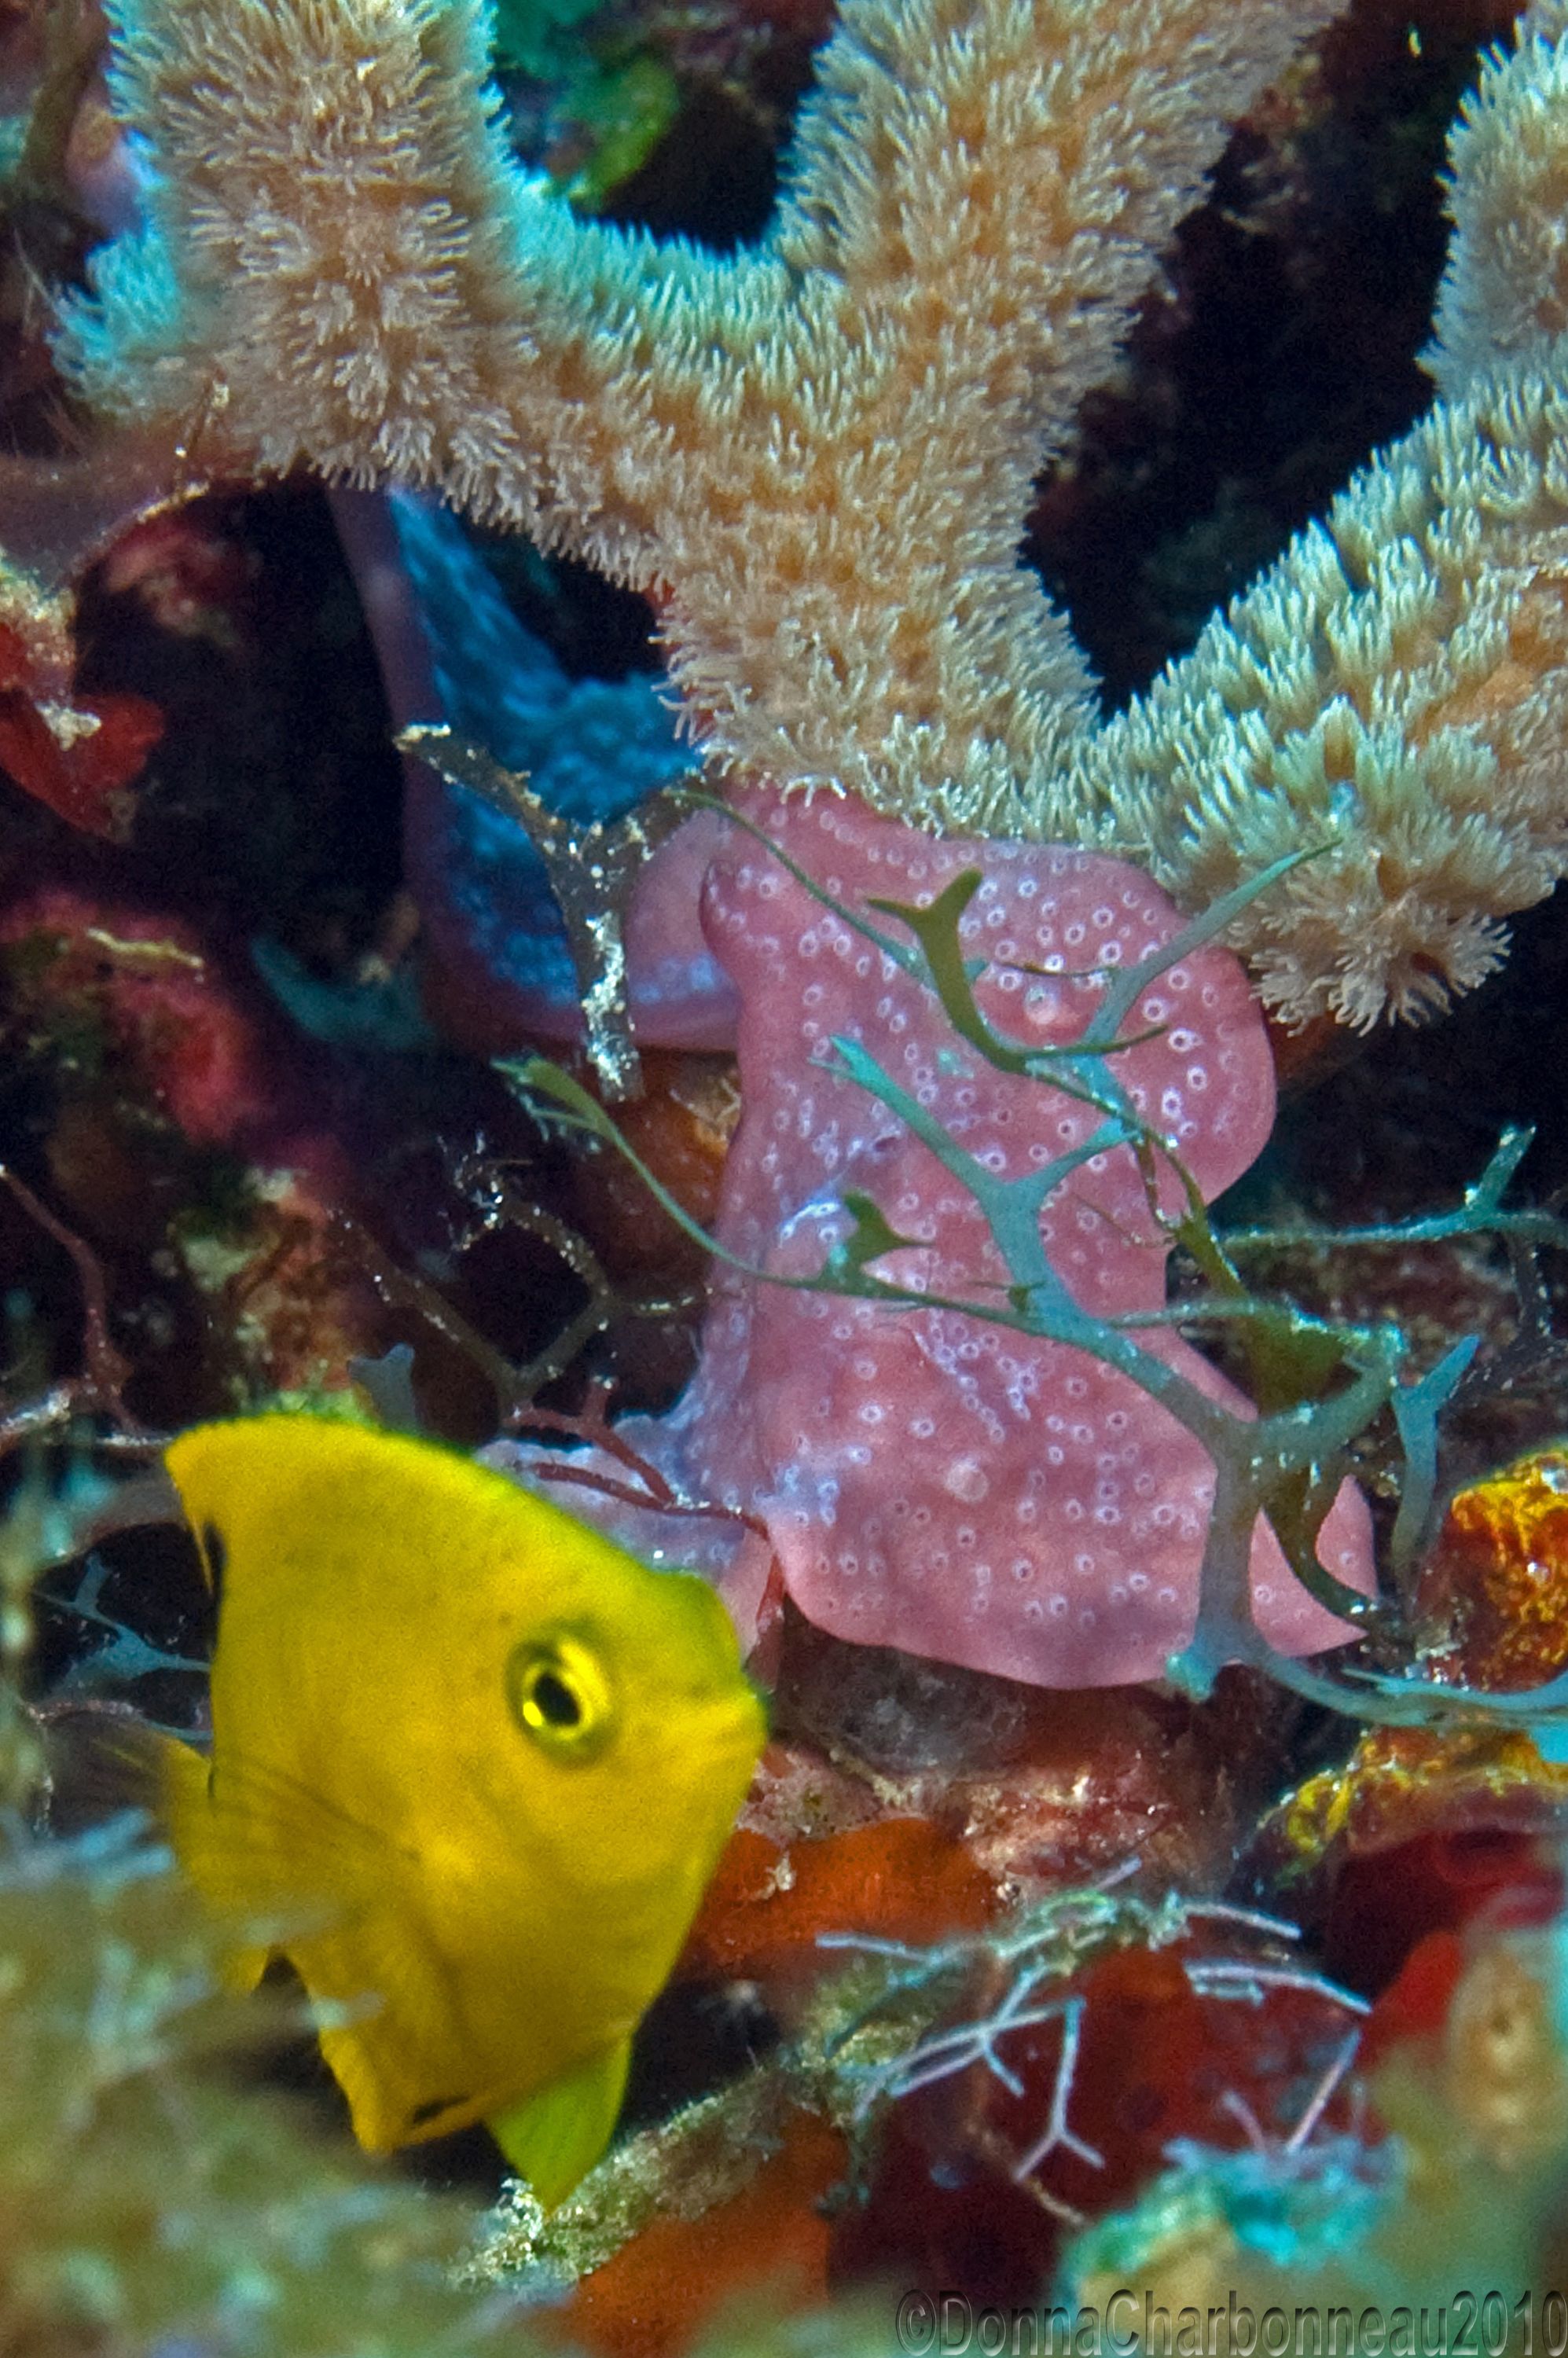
[512,832,1568,1730]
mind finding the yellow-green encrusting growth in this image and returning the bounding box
[159,1413,765,2206]
[0,1818,515,2356]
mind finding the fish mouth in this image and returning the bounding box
[669,1684,766,1792]
[713,1682,769,1757]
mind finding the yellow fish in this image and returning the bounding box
[158,1413,765,2206]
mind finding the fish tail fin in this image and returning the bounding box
[159,1733,269,1994]
[487,2036,632,2209]
[36,1701,262,2008]
[38,1701,170,1825]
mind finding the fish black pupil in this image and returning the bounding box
[531,1669,582,1728]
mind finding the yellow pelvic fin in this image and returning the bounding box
[487,2037,633,2209]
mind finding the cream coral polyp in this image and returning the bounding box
[57,0,1568,1684]
[57,0,1568,1030]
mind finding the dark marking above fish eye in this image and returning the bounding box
[529,1669,582,1728]
[408,2093,468,2128]
[200,1520,228,1606]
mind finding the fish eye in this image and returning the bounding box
[506,1631,615,1761]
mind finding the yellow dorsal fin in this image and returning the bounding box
[487,2037,632,2209]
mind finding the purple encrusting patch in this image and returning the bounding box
[655,787,1373,1688]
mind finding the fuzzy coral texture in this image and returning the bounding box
[0,1820,508,2356]
[54,0,1568,1027]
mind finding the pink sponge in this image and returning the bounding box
[663,786,1372,1688]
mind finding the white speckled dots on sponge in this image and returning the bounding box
[675,788,1372,1688]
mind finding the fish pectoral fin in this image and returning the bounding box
[157,1733,272,1991]
[487,2037,633,2209]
